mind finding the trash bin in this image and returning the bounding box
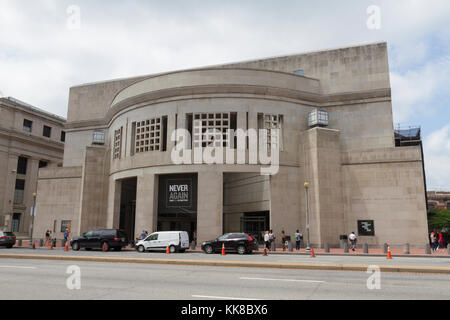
[339,235,347,249]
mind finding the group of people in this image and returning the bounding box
[430,231,445,251]
[263,229,304,251]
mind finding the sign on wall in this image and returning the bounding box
[167,179,192,207]
[158,174,197,217]
[358,220,375,236]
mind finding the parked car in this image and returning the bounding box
[0,231,16,248]
[135,231,190,253]
[201,233,258,255]
[70,229,128,251]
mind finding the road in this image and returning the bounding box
[0,258,449,300]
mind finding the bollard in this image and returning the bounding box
[324,243,330,253]
[271,241,276,252]
[404,243,410,255]
[447,245,450,255]
[288,241,293,252]
[190,241,196,250]
[363,243,368,254]
[39,239,44,247]
[425,244,431,254]
[61,239,66,247]
[383,243,388,254]
[343,242,349,253]
[18,239,22,247]
[52,238,56,247]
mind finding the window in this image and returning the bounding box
[60,220,71,233]
[23,119,32,132]
[43,125,52,138]
[12,213,21,232]
[39,161,48,168]
[133,118,163,154]
[191,113,233,148]
[60,131,66,142]
[93,130,105,145]
[113,127,122,159]
[17,157,28,175]
[146,234,158,241]
[14,179,25,204]
[258,113,284,152]
[447,202,450,210]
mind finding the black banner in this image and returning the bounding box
[158,173,197,217]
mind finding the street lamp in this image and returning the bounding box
[304,182,311,252]
[30,192,37,247]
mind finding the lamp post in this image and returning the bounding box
[30,192,37,247]
[304,182,311,252]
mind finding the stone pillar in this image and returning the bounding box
[135,173,158,238]
[106,178,121,229]
[197,171,223,244]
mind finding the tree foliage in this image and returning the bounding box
[427,208,450,231]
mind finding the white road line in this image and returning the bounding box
[240,277,325,283]
[192,295,263,300]
[0,265,37,269]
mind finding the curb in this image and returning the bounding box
[1,253,449,275]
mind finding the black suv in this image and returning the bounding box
[201,233,259,255]
[0,231,16,248]
[70,229,128,251]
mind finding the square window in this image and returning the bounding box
[23,119,33,132]
[43,125,52,138]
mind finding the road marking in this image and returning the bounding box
[240,277,325,283]
[192,295,263,300]
[0,265,37,269]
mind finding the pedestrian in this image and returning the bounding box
[44,230,50,246]
[193,230,197,246]
[269,230,275,251]
[64,228,69,243]
[438,232,445,249]
[140,230,147,240]
[281,230,286,251]
[430,232,437,251]
[348,232,357,251]
[295,229,302,251]
[264,231,270,251]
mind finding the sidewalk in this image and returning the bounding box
[15,240,450,258]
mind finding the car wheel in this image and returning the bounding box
[204,245,213,254]
[71,242,80,251]
[169,245,176,253]
[137,245,145,253]
[237,245,246,255]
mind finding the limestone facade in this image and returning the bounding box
[32,42,429,247]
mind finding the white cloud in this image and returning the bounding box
[424,125,450,190]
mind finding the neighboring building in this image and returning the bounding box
[32,42,429,247]
[0,97,65,236]
[427,191,450,210]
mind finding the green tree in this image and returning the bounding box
[427,208,450,231]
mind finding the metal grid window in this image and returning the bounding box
[134,118,161,153]
[192,113,230,148]
[113,127,122,159]
[263,114,283,152]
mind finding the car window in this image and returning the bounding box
[3,232,14,236]
[84,231,93,237]
[217,234,230,241]
[229,233,246,240]
[146,234,158,241]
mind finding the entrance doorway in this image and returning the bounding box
[157,173,197,241]
[12,213,21,232]
[119,178,137,241]
[240,211,270,244]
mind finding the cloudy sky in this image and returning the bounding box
[0,0,449,189]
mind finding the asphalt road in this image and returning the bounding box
[2,247,450,268]
[0,258,449,300]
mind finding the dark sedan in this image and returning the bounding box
[201,233,259,255]
[0,231,16,248]
[70,229,128,251]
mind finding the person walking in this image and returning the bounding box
[295,230,302,251]
[44,230,50,246]
[264,231,270,251]
[140,230,147,240]
[268,230,275,251]
[430,232,437,252]
[438,232,445,249]
[348,232,357,251]
[281,230,286,251]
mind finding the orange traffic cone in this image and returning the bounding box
[387,246,392,259]
[166,245,170,254]
[221,243,225,255]
[311,248,316,258]
[32,241,35,249]
[102,242,107,252]
[65,241,69,252]
[50,242,53,250]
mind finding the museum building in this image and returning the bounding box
[32,42,429,247]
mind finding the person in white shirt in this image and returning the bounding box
[349,232,357,251]
[264,231,270,250]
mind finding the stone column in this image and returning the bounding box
[106,178,121,229]
[197,171,223,244]
[135,173,158,238]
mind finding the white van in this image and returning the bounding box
[135,231,190,253]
